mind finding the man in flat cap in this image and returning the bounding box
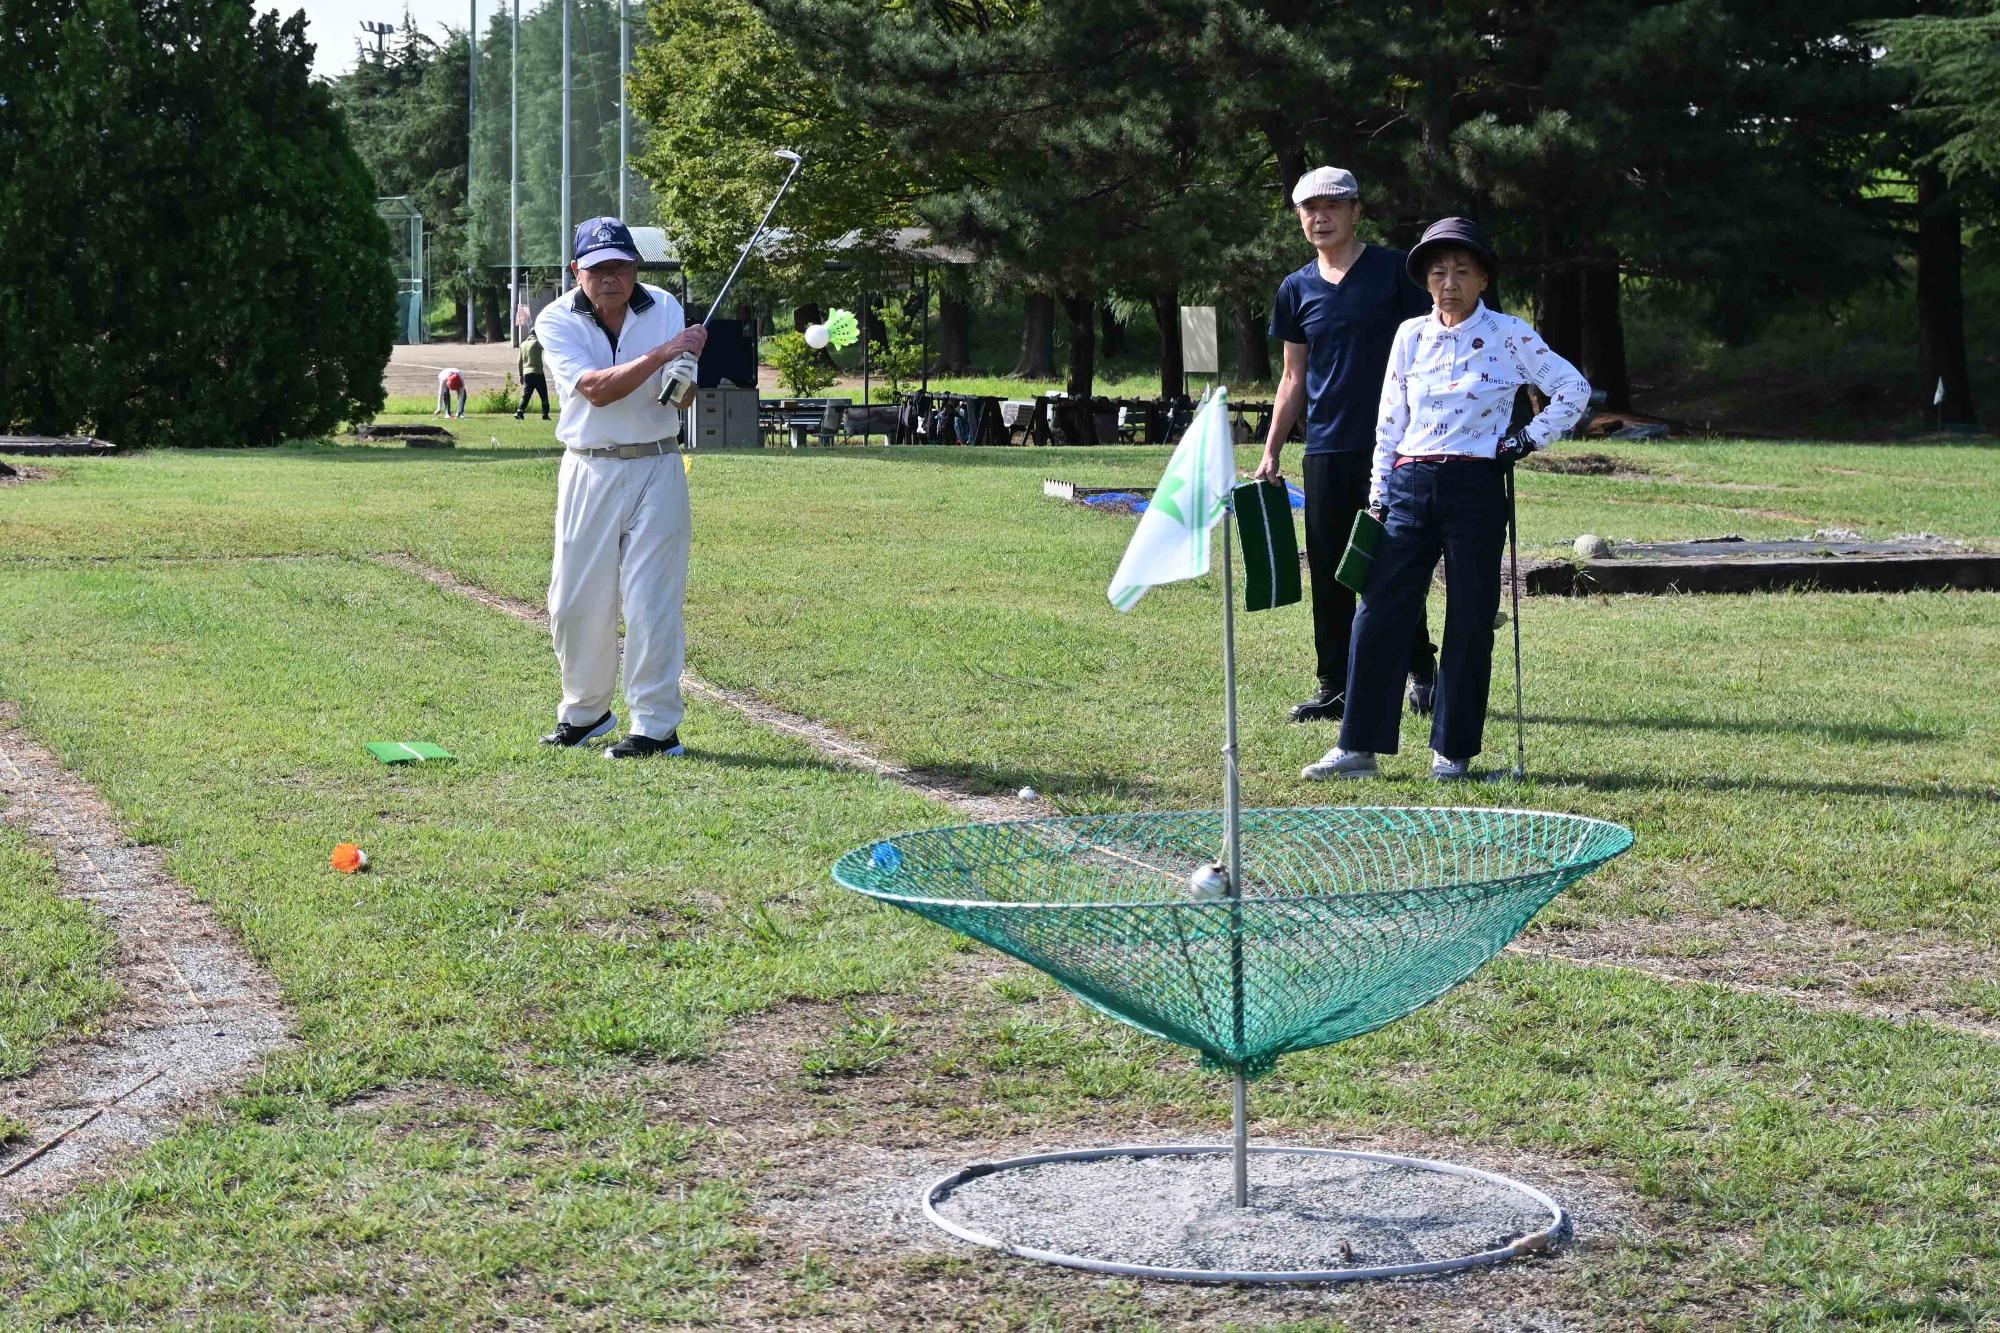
[1253,167,1437,725]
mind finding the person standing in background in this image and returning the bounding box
[1253,167,1439,726]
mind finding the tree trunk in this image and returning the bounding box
[1917,163,1976,429]
[477,284,504,343]
[1534,263,1584,370]
[935,291,973,374]
[1152,289,1185,399]
[1099,303,1124,359]
[1231,302,1272,384]
[1010,292,1056,379]
[1060,293,1096,403]
[1579,261,1629,413]
[791,303,825,333]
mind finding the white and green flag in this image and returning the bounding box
[1108,388,1235,611]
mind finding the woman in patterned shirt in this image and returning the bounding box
[1303,217,1590,782]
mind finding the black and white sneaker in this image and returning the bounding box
[540,711,616,747]
[605,730,686,760]
[1289,682,1345,723]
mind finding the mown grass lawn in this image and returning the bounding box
[0,419,1995,1328]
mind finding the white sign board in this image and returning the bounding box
[1179,305,1219,374]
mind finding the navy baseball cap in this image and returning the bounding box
[573,216,640,268]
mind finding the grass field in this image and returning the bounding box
[1,416,1997,1328]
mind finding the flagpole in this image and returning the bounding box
[1216,387,1248,1210]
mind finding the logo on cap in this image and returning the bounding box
[593,224,614,243]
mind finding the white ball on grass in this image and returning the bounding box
[1574,533,1611,559]
[1188,863,1229,900]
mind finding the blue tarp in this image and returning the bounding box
[1079,482,1303,517]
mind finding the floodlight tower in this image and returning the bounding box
[360,19,393,58]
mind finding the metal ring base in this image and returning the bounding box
[923,1142,1567,1284]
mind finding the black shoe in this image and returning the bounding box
[513,411,525,420]
[1289,683,1345,723]
[605,730,686,760]
[1408,645,1438,716]
[541,710,616,747]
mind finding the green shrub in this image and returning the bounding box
[472,374,518,414]
[0,1,393,446]
[768,332,839,398]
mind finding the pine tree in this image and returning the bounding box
[1873,4,1996,427]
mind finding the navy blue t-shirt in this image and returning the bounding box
[1268,246,1432,454]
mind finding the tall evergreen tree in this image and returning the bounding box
[0,0,393,446]
[1873,3,1996,426]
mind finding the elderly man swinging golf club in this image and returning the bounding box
[534,217,707,758]
[1304,217,1590,782]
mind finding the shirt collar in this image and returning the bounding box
[1424,299,1493,338]
[568,283,656,318]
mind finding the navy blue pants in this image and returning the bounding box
[1303,451,1434,689]
[1339,459,1508,761]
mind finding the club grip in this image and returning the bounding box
[656,352,699,406]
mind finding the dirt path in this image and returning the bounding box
[373,553,1041,822]
[0,705,290,1222]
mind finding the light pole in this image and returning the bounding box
[466,0,477,343]
[559,0,571,290]
[509,0,519,346]
[618,0,630,218]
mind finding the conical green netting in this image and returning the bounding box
[834,806,1633,1076]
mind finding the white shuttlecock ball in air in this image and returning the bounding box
[1188,863,1229,900]
[803,323,831,350]
[1575,533,1611,559]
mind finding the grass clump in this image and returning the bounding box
[0,824,119,1079]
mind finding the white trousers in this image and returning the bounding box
[548,450,690,739]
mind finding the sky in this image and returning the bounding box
[268,1,476,81]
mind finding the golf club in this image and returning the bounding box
[658,149,804,406]
[1506,462,1527,780]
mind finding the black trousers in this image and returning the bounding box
[518,372,549,417]
[1339,459,1508,760]
[1302,451,1433,689]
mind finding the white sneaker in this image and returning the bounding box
[1430,752,1472,781]
[1302,748,1379,781]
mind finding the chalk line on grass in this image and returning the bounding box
[0,705,290,1222]
[376,552,1999,1046]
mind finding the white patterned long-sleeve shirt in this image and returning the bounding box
[1370,302,1591,505]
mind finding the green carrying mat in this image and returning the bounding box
[1232,479,1301,612]
[835,807,1634,1077]
[364,741,455,765]
[1334,508,1386,595]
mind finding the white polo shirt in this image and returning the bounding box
[535,283,687,449]
[1370,302,1591,502]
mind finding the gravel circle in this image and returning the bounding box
[932,1148,1562,1278]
